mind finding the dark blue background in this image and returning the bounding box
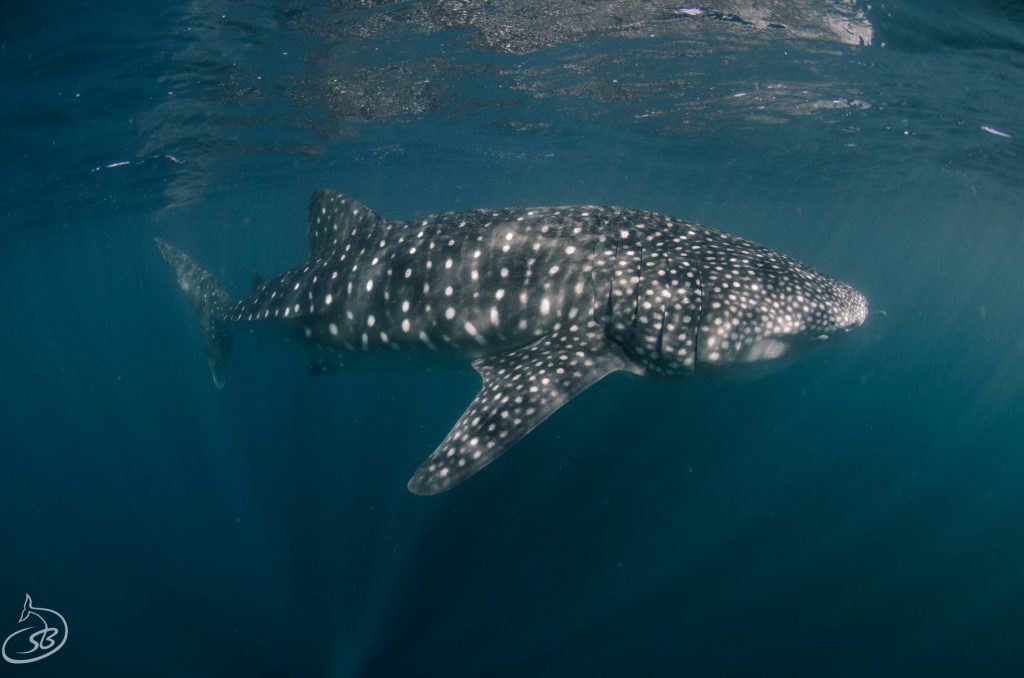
[1,1,1023,676]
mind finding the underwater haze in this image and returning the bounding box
[2,1,1023,675]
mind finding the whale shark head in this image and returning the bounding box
[693,230,868,376]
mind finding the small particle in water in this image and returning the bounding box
[981,125,1012,138]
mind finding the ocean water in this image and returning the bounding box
[1,1,1023,675]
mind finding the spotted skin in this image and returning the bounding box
[154,237,232,388]
[157,189,868,495]
[407,323,629,495]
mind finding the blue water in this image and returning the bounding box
[2,1,1023,675]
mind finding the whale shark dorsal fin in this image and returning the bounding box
[407,325,628,495]
[306,189,384,260]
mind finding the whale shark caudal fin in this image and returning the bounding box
[154,238,234,389]
[407,325,630,495]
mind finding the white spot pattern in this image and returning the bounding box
[407,323,627,495]
[189,189,866,495]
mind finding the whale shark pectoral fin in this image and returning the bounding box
[407,327,628,496]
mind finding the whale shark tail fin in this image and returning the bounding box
[154,238,234,389]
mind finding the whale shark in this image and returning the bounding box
[156,189,867,495]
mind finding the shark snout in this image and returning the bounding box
[854,291,869,327]
[824,280,868,334]
[812,284,867,343]
[844,288,869,330]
